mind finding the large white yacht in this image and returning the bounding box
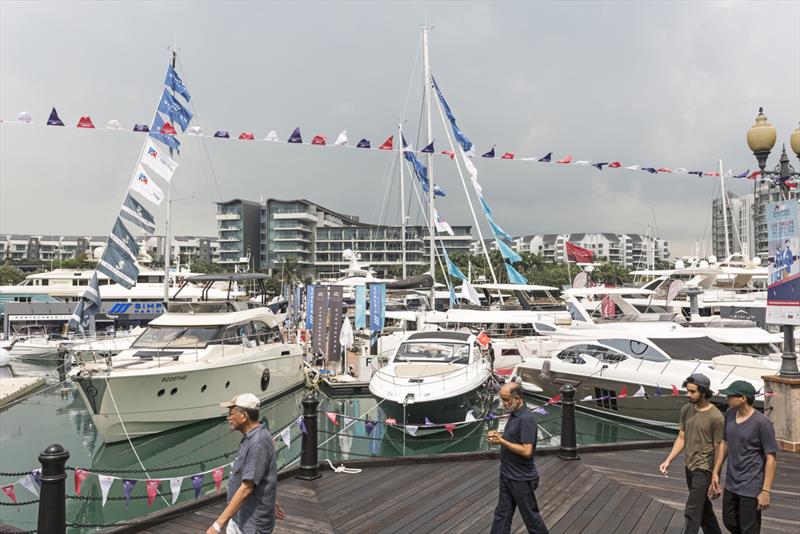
[69,301,304,443]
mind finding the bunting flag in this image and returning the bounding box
[214,130,230,138]
[311,135,326,145]
[146,480,160,507]
[406,425,419,436]
[532,407,549,415]
[424,417,434,427]
[47,107,64,126]
[297,415,307,435]
[122,479,136,508]
[434,210,455,236]
[18,475,39,498]
[654,385,663,397]
[141,138,178,181]
[165,64,191,101]
[76,115,95,128]
[538,152,552,162]
[133,123,150,132]
[212,468,224,492]
[565,241,594,263]
[482,146,495,158]
[120,193,156,233]
[464,410,477,423]
[581,395,593,401]
[557,155,573,164]
[485,412,497,420]
[279,425,291,448]
[431,76,474,155]
[288,127,302,144]
[460,280,482,306]
[16,111,32,123]
[421,141,435,153]
[326,412,339,425]
[169,477,183,505]
[671,384,680,396]
[546,393,562,405]
[157,89,193,132]
[239,132,254,140]
[593,162,608,170]
[441,149,455,159]
[445,252,467,281]
[74,468,90,496]
[444,423,456,437]
[384,417,397,425]
[30,470,41,488]
[265,130,279,142]
[379,136,393,150]
[501,152,515,160]
[110,217,139,260]
[191,474,204,498]
[131,165,165,206]
[364,418,376,435]
[633,386,647,398]
[1,485,17,505]
[334,130,347,146]
[99,475,115,506]
[356,139,370,148]
[618,385,628,399]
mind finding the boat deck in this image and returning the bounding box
[106,446,800,533]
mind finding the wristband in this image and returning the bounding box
[761,489,770,493]
[213,521,222,533]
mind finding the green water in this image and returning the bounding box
[0,361,674,533]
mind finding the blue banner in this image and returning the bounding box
[305,285,315,330]
[767,201,800,325]
[431,76,473,154]
[294,286,301,323]
[157,89,193,132]
[355,285,366,329]
[505,263,529,285]
[369,284,386,346]
[496,238,521,264]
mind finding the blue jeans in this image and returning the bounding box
[490,475,549,534]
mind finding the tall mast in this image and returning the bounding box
[422,26,435,307]
[163,49,176,303]
[719,159,730,258]
[398,121,407,279]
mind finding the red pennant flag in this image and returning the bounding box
[238,132,255,140]
[444,423,456,437]
[618,385,628,399]
[705,171,720,176]
[212,467,224,492]
[385,417,397,425]
[146,480,160,506]
[74,469,90,495]
[546,393,562,405]
[565,241,594,263]
[747,171,761,180]
[671,384,680,396]
[1,484,16,504]
[326,412,339,425]
[311,135,327,145]
[160,122,177,135]
[787,182,798,190]
[501,152,515,160]
[495,368,514,376]
[441,150,455,159]
[477,331,491,347]
[657,167,672,173]
[379,136,393,150]
[76,116,95,128]
[556,155,573,164]
[608,161,622,168]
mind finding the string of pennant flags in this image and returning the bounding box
[3,107,784,184]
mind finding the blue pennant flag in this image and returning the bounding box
[214,131,230,138]
[165,65,191,102]
[68,272,101,331]
[421,141,435,153]
[133,123,150,132]
[445,251,467,281]
[497,239,521,264]
[150,114,181,153]
[505,262,528,285]
[97,240,139,289]
[532,407,549,415]
[404,151,430,191]
[288,127,302,144]
[592,162,608,170]
[120,194,156,233]
[356,139,371,149]
[401,134,408,149]
[305,285,314,330]
[158,89,193,132]
[539,152,552,163]
[431,76,474,155]
[642,167,658,174]
[482,146,495,158]
[110,217,139,260]
[434,185,446,197]
[689,171,703,177]
[47,107,64,126]
[734,170,749,179]
[654,385,663,397]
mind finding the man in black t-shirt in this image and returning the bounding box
[487,382,549,534]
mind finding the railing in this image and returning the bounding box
[369,359,488,400]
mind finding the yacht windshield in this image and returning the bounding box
[394,342,471,364]
[132,326,222,349]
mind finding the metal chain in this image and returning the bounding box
[0,499,38,506]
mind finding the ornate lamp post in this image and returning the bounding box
[747,108,800,378]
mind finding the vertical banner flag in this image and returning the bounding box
[131,165,165,205]
[355,285,366,329]
[141,138,178,181]
[293,285,302,324]
[165,64,191,101]
[326,286,344,361]
[369,284,386,354]
[158,89,193,132]
[169,477,183,505]
[312,286,329,355]
[305,285,315,331]
[767,201,800,325]
[120,193,156,233]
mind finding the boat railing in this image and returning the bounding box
[371,359,487,397]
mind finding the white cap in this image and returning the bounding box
[220,393,260,410]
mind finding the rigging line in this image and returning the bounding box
[103,377,170,506]
[407,164,450,284]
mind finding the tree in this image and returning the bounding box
[0,263,25,285]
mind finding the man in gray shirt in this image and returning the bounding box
[207,393,284,534]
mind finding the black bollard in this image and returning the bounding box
[557,384,580,461]
[37,443,70,534]
[296,390,321,481]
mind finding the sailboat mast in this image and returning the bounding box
[163,49,177,303]
[398,121,407,279]
[422,27,435,307]
[719,159,730,258]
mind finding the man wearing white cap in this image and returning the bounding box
[207,393,284,534]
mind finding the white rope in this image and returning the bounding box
[325,458,361,474]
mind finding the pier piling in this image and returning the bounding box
[557,384,580,461]
[297,390,321,481]
[37,443,70,534]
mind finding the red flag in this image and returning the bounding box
[618,385,628,399]
[1,484,16,504]
[146,480,160,506]
[444,423,456,437]
[671,384,680,396]
[495,368,514,376]
[160,122,177,135]
[477,331,491,347]
[74,469,90,495]
[565,241,594,263]
[385,417,397,425]
[326,412,339,425]
[556,155,573,164]
[441,150,455,159]
[705,171,720,176]
[747,171,761,180]
[238,132,255,140]
[311,135,327,145]
[212,467,224,492]
[787,182,798,190]
[76,116,95,128]
[501,152,515,160]
[608,161,622,168]
[600,295,616,318]
[546,393,562,405]
[657,167,672,173]
[379,136,393,150]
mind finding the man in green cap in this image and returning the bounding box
[709,380,778,534]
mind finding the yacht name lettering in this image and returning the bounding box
[161,375,187,382]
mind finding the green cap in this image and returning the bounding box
[718,380,757,398]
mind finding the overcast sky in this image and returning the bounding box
[1,1,798,256]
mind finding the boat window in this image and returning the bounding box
[598,338,669,362]
[394,342,471,364]
[721,343,779,357]
[220,324,249,345]
[534,322,557,333]
[555,345,588,364]
[252,321,281,344]
[132,326,222,349]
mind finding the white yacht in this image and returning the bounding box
[70,303,304,443]
[369,331,492,435]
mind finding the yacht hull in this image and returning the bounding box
[8,342,61,362]
[377,385,491,435]
[72,353,304,443]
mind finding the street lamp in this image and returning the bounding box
[747,108,800,378]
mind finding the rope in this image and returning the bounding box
[325,459,362,474]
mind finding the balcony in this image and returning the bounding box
[216,213,241,221]
[217,236,241,243]
[218,227,241,232]
[272,212,318,222]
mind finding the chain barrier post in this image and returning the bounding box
[297,390,321,481]
[557,384,580,461]
[38,443,70,534]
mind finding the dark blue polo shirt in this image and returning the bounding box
[228,424,277,533]
[500,406,539,481]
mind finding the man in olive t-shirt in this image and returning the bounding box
[659,374,724,534]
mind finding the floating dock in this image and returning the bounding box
[0,376,46,409]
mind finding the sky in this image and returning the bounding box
[1,0,798,257]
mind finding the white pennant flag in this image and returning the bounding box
[18,475,39,497]
[279,425,291,448]
[633,386,647,398]
[464,410,477,423]
[188,126,203,135]
[624,165,641,171]
[334,130,348,146]
[581,395,593,401]
[460,280,482,306]
[461,148,483,195]
[434,210,454,236]
[141,139,178,181]
[169,477,184,505]
[574,160,591,166]
[99,475,115,507]
[131,165,164,206]
[265,130,280,142]
[106,119,122,130]
[674,168,688,174]
[406,425,419,437]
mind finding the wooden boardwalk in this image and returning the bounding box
[110,447,799,534]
